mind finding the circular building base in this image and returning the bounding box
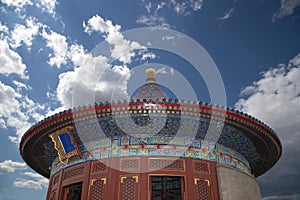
[47,157,222,200]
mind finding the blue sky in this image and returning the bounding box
[0,0,300,199]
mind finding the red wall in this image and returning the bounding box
[47,157,220,200]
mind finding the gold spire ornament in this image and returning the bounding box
[145,68,156,83]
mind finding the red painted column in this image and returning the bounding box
[81,162,91,200]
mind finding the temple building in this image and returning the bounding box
[20,68,282,199]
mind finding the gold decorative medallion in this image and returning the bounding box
[49,126,80,164]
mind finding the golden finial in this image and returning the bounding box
[145,68,156,83]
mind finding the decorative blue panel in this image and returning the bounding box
[59,132,76,154]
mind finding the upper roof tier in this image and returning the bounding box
[132,68,168,101]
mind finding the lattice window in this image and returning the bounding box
[53,174,60,185]
[89,178,106,200]
[63,167,84,180]
[149,159,184,171]
[92,162,107,173]
[195,179,210,200]
[120,176,138,200]
[121,159,139,171]
[194,162,209,173]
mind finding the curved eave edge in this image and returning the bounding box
[20,99,282,174]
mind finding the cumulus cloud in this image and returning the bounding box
[0,79,26,132]
[0,160,26,174]
[83,14,145,64]
[36,15,146,109]
[56,44,131,108]
[13,179,42,189]
[273,0,300,21]
[0,81,46,143]
[235,53,300,197]
[10,171,48,191]
[0,35,46,143]
[13,173,49,190]
[10,17,42,49]
[41,28,69,68]
[0,39,28,79]
[20,171,49,189]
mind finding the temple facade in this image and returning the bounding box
[20,68,282,200]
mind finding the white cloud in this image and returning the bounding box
[169,0,204,14]
[13,178,48,190]
[157,67,168,74]
[219,8,234,21]
[0,39,28,79]
[273,0,300,21]
[170,67,174,75]
[239,85,257,96]
[10,17,42,49]
[36,17,138,109]
[23,171,45,179]
[138,0,204,29]
[0,160,26,174]
[0,21,9,33]
[67,44,87,68]
[290,52,300,66]
[190,0,204,11]
[145,2,152,13]
[0,81,29,140]
[0,81,46,143]
[235,53,300,197]
[83,14,121,35]
[156,66,175,75]
[162,34,176,41]
[141,52,156,61]
[83,14,145,64]
[56,43,131,108]
[136,14,171,28]
[13,80,32,91]
[22,96,45,121]
[30,14,152,117]
[13,173,49,190]
[171,0,187,14]
[41,28,68,68]
[0,118,6,128]
[155,2,166,13]
[36,0,57,15]
[235,62,300,130]
[0,0,32,11]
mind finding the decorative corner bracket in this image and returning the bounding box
[194,178,210,186]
